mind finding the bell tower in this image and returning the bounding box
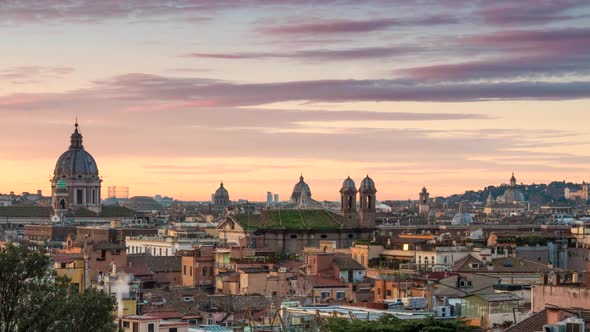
[359,175,377,228]
[340,176,357,220]
[419,187,430,216]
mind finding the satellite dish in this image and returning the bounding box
[51,215,61,223]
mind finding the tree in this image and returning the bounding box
[322,315,474,332]
[0,244,117,332]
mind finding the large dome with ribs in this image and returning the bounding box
[53,123,99,179]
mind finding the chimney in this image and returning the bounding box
[37,190,42,196]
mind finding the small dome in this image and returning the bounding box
[53,123,99,179]
[214,182,229,198]
[503,188,525,202]
[452,212,473,225]
[360,175,375,190]
[292,175,311,196]
[123,196,163,212]
[341,176,356,190]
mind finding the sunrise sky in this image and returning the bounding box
[1,0,590,201]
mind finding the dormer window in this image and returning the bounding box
[470,263,480,269]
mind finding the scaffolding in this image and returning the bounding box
[108,186,129,199]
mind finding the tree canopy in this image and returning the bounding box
[0,244,117,332]
[322,315,474,332]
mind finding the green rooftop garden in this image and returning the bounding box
[235,209,344,230]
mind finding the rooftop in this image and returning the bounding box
[474,293,522,302]
[233,209,346,230]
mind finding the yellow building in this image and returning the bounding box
[118,299,137,318]
[54,254,86,292]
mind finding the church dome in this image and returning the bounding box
[214,182,229,198]
[502,188,525,202]
[53,123,99,179]
[341,177,356,190]
[360,175,376,191]
[292,175,311,197]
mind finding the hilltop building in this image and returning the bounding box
[51,121,102,215]
[485,173,528,217]
[565,182,589,201]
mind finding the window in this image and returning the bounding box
[360,255,365,266]
[321,291,331,300]
[169,329,177,332]
[183,265,186,275]
[386,290,392,296]
[336,291,345,300]
[159,248,162,256]
[148,323,155,332]
[76,189,83,205]
[122,322,129,328]
[190,266,192,276]
[202,267,207,276]
[133,322,139,332]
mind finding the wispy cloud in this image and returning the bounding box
[259,15,458,35]
[188,46,422,61]
[476,0,590,26]
[0,66,74,84]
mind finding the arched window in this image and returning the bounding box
[59,199,66,209]
[368,196,373,208]
[347,196,353,209]
[360,254,365,266]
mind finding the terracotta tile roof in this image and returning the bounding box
[505,309,547,332]
[53,254,83,264]
[416,271,457,281]
[141,311,183,320]
[492,256,556,273]
[332,254,364,271]
[121,262,153,276]
[128,255,181,273]
[308,275,347,288]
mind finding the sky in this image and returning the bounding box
[1,0,590,202]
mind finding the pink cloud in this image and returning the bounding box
[0,66,74,82]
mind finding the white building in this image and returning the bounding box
[125,236,217,256]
